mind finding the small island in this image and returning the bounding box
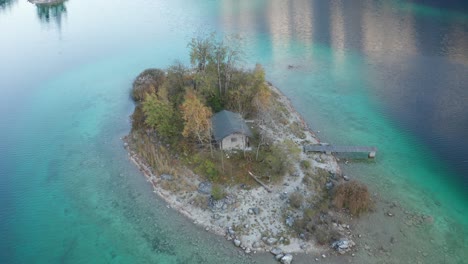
[124,34,372,263]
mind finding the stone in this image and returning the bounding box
[275,254,284,261]
[281,254,293,264]
[248,208,254,214]
[325,182,333,190]
[322,254,326,258]
[343,175,350,181]
[266,237,278,245]
[212,214,221,220]
[387,212,394,217]
[234,239,241,247]
[252,241,261,249]
[270,247,283,255]
[198,182,212,194]
[160,174,173,181]
[285,216,294,227]
[245,248,251,254]
[280,192,288,200]
[332,239,355,254]
[252,207,260,215]
[227,226,235,236]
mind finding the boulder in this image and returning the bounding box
[252,241,261,249]
[281,254,293,264]
[270,247,283,255]
[227,226,235,236]
[234,239,241,247]
[266,237,278,245]
[198,182,212,194]
[332,239,355,254]
[252,207,260,215]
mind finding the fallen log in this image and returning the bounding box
[248,171,272,193]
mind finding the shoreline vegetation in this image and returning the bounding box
[124,34,373,263]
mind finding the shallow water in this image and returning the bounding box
[1,0,467,263]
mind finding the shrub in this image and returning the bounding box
[289,192,304,209]
[300,160,311,170]
[132,68,166,101]
[333,180,372,216]
[196,159,219,182]
[211,184,225,200]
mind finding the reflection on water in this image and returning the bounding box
[221,0,468,186]
[0,0,17,12]
[34,1,67,27]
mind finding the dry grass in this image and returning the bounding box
[130,131,180,176]
[289,192,304,209]
[333,180,372,216]
[303,167,329,194]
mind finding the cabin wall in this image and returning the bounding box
[221,133,248,150]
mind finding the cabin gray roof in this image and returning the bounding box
[211,110,253,141]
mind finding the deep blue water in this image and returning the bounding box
[1,0,467,263]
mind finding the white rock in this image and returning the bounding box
[281,254,293,264]
[234,239,241,247]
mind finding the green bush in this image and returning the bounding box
[196,159,219,182]
[300,160,311,170]
[211,184,225,200]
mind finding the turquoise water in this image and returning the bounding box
[1,0,467,263]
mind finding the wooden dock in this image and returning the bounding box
[304,144,377,158]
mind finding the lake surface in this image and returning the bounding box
[0,0,467,263]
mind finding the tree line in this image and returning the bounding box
[131,33,272,148]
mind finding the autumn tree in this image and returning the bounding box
[180,90,213,147]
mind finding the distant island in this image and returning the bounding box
[124,34,372,263]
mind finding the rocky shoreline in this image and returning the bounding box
[124,83,359,263]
